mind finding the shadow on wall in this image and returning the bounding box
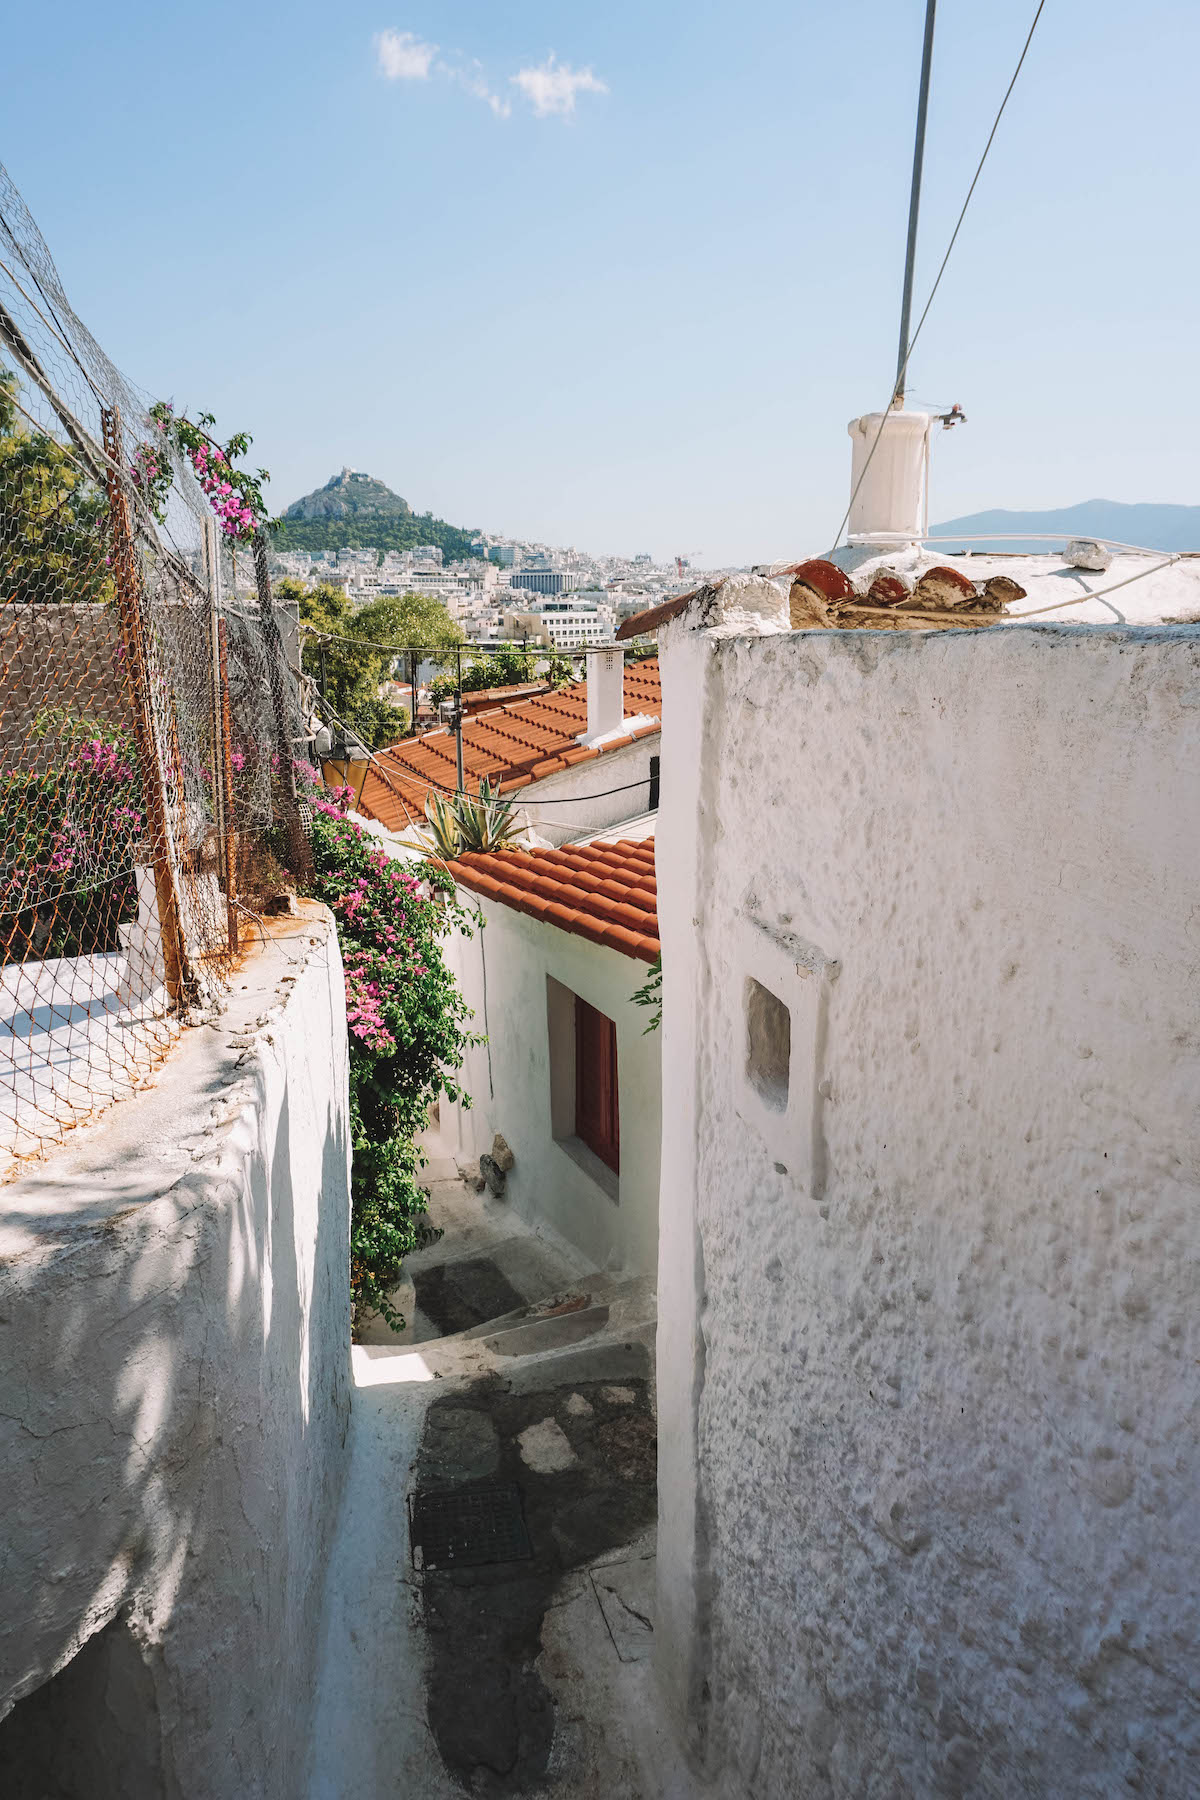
[1,1614,163,1799]
[0,1012,351,1796]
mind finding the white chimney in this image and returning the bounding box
[846,409,933,548]
[578,646,626,747]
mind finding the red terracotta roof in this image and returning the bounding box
[614,591,701,642]
[444,837,659,962]
[357,658,662,833]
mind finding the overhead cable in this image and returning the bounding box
[827,0,1048,558]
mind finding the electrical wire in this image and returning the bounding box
[297,629,660,806]
[827,0,1047,558]
[379,763,655,807]
[297,622,594,661]
[919,534,1200,558]
[1005,556,1183,619]
[305,687,659,867]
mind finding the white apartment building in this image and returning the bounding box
[509,570,583,598]
[503,599,610,649]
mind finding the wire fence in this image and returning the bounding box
[0,164,310,1174]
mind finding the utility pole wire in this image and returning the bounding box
[827,0,1048,559]
[895,0,938,407]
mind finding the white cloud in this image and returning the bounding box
[375,29,437,81]
[448,59,512,119]
[511,54,608,118]
[372,35,606,121]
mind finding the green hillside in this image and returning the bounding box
[272,511,480,561]
[272,467,480,562]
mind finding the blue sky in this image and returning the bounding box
[5,0,1199,564]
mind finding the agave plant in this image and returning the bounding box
[422,790,463,859]
[423,779,525,858]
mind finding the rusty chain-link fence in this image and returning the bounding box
[0,164,310,1174]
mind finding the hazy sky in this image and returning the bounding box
[5,0,1198,564]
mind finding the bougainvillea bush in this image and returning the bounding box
[304,793,476,1330]
[139,402,270,543]
[0,716,144,962]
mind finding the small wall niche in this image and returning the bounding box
[734,914,838,1195]
[746,977,791,1111]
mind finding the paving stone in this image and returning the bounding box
[516,1416,578,1474]
[420,1407,501,1484]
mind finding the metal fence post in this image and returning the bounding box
[454,644,464,793]
[203,517,237,951]
[100,406,188,1006]
[216,618,239,952]
[251,529,309,876]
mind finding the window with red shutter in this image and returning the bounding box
[574,997,620,1174]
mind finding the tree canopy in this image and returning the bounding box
[0,368,113,606]
[284,580,465,750]
[426,645,579,704]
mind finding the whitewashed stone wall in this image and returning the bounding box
[655,619,1200,1798]
[0,903,352,1799]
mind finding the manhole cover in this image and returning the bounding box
[408,1482,534,1572]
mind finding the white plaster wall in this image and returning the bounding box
[442,896,661,1277]
[655,620,1200,1798]
[510,735,659,847]
[0,903,352,1800]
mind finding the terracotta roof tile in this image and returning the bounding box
[614,591,702,642]
[356,660,662,833]
[445,837,660,962]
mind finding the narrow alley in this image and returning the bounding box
[309,1131,691,1799]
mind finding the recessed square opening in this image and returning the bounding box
[746,977,790,1112]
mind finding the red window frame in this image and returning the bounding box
[575,996,620,1174]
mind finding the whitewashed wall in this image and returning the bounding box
[442,895,661,1278]
[655,618,1200,1798]
[0,904,352,1800]
[509,735,659,848]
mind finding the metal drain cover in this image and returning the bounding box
[408,1482,533,1572]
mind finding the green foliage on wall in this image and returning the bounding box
[303,795,477,1329]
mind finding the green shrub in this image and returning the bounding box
[304,793,477,1329]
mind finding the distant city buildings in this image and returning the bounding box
[268,533,734,646]
[509,570,583,597]
[502,598,611,649]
